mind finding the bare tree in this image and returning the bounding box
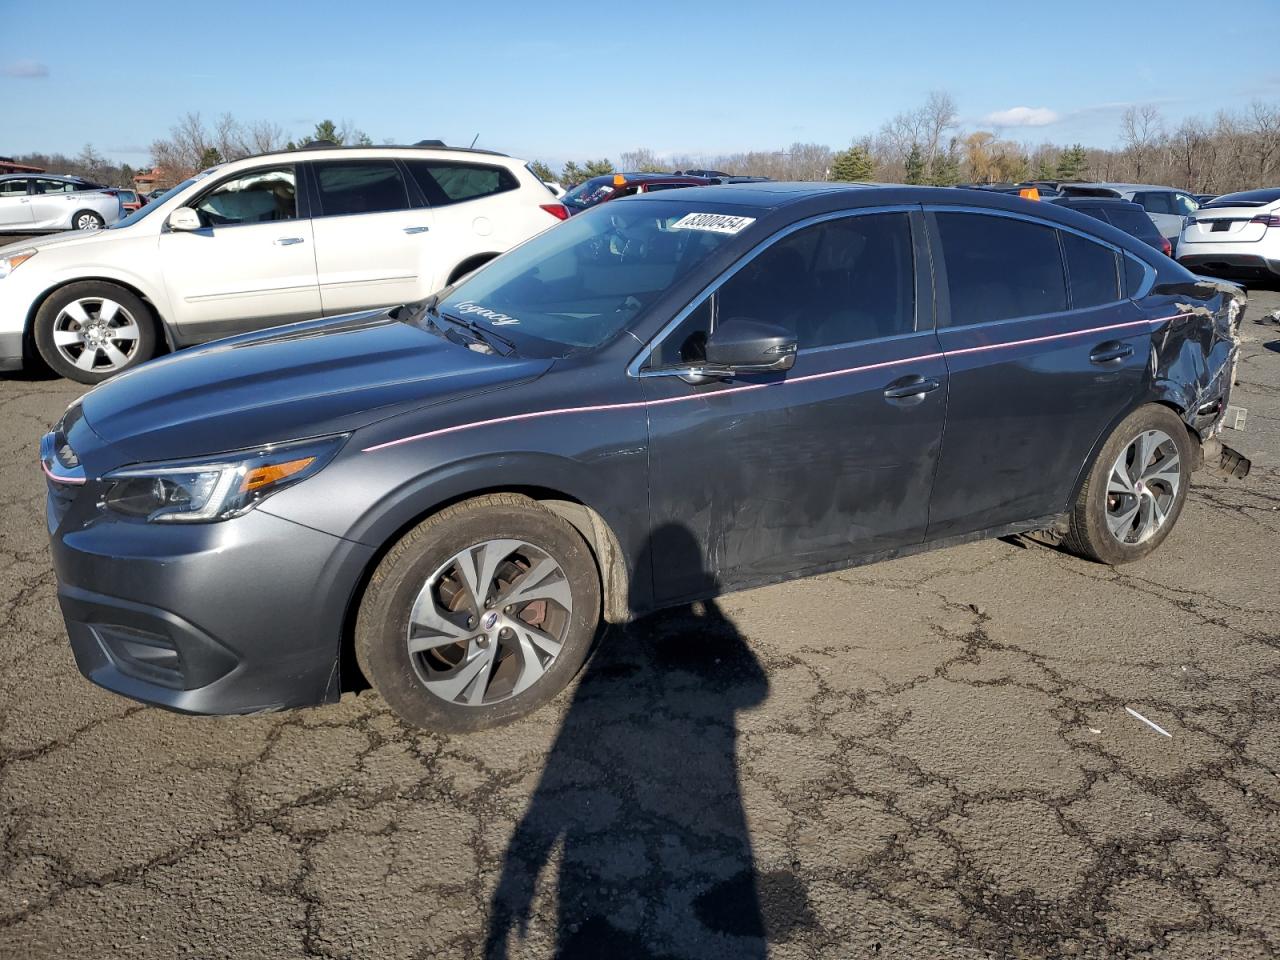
[922,91,958,180]
[1120,105,1163,180]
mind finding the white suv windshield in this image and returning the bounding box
[438,201,753,352]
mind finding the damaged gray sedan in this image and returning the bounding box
[44,184,1253,730]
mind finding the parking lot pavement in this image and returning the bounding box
[1,296,1278,960]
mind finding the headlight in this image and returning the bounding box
[0,248,37,279]
[100,434,347,523]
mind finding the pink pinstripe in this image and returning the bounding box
[41,459,86,485]
[362,313,1182,454]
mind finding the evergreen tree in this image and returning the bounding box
[829,145,874,182]
[1056,144,1088,180]
[1033,157,1057,182]
[929,146,961,186]
[199,146,224,168]
[312,119,343,144]
[904,143,926,185]
[527,160,556,183]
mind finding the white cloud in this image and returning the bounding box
[2,60,49,79]
[981,106,1060,128]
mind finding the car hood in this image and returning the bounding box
[77,310,552,465]
[0,227,120,256]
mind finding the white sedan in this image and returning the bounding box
[1178,187,1280,282]
[0,175,122,232]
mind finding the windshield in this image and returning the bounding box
[438,200,753,353]
[110,177,199,228]
[561,177,616,210]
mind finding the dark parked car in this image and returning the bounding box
[1046,196,1172,256]
[43,183,1246,731]
[560,172,712,214]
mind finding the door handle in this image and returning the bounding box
[403,226,430,234]
[883,374,942,401]
[275,236,305,246]
[1089,341,1133,364]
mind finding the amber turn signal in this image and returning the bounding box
[239,456,316,493]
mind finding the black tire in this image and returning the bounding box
[34,281,158,384]
[72,210,105,230]
[355,493,601,732]
[1064,404,1194,565]
[447,254,496,286]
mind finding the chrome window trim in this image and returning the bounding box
[627,204,920,379]
[1123,252,1156,299]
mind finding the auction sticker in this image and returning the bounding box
[670,213,756,234]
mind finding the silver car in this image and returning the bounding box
[0,174,122,232]
[1058,182,1200,249]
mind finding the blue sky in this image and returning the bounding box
[2,0,1277,167]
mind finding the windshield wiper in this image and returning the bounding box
[437,310,517,356]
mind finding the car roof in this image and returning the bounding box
[215,143,520,171]
[1204,187,1280,206]
[1046,196,1142,207]
[625,182,1162,258]
[1065,182,1180,192]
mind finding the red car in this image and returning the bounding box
[113,188,146,214]
[560,172,712,215]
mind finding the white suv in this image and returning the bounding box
[1178,187,1280,282]
[0,145,568,382]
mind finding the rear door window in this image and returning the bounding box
[314,160,411,216]
[1061,231,1120,308]
[403,160,517,206]
[935,212,1067,326]
[0,179,27,197]
[34,178,77,194]
[1104,207,1161,241]
[1136,192,1175,215]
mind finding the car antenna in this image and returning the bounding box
[470,133,480,148]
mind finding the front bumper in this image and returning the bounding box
[49,483,375,715]
[0,330,22,371]
[1178,252,1280,281]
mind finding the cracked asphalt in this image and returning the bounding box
[1,291,1278,959]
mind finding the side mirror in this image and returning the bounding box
[685,317,797,383]
[166,207,202,232]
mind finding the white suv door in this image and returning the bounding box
[308,159,434,315]
[0,178,34,228]
[157,164,322,342]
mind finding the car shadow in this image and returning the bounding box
[484,524,813,958]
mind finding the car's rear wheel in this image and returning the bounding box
[73,210,105,231]
[355,494,601,732]
[34,282,157,384]
[1064,404,1193,565]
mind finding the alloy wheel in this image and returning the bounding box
[407,539,574,706]
[1105,429,1181,545]
[51,298,142,373]
[76,213,102,230]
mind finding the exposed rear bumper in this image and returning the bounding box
[1178,252,1280,281]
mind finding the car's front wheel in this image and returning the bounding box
[33,282,158,384]
[1064,404,1193,565]
[355,494,601,732]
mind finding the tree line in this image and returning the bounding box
[11,97,1280,195]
